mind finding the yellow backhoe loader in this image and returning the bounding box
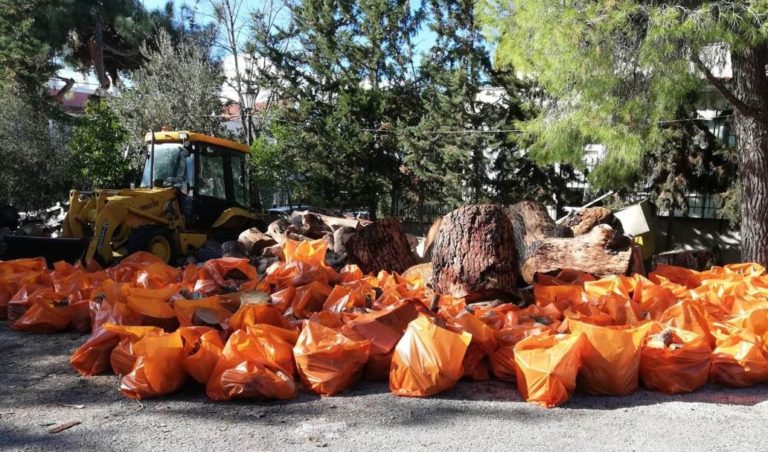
[3,131,265,265]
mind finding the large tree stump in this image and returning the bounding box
[505,201,573,267]
[521,225,634,284]
[652,249,713,271]
[430,205,519,301]
[345,218,418,274]
[420,217,443,262]
[559,206,623,235]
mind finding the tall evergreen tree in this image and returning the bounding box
[402,0,571,219]
[250,0,422,217]
[479,1,768,264]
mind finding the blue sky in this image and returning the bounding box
[141,0,437,55]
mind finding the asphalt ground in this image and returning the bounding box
[2,323,767,451]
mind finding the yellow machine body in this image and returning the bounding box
[56,131,263,264]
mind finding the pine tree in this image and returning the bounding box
[402,0,570,219]
[479,1,768,264]
[250,0,422,217]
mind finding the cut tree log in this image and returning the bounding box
[421,217,443,262]
[238,228,277,255]
[521,224,634,284]
[345,218,418,274]
[652,249,713,271]
[289,211,328,239]
[430,204,519,301]
[505,201,573,267]
[559,206,623,235]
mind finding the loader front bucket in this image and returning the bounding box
[1,235,89,266]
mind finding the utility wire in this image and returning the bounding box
[206,111,735,135]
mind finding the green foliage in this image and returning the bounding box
[0,1,56,92]
[477,0,750,188]
[109,31,224,158]
[69,99,133,189]
[0,83,73,210]
[250,0,423,217]
[640,112,736,217]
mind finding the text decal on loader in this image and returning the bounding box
[97,221,109,250]
[139,199,160,211]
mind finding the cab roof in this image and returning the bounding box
[143,130,250,153]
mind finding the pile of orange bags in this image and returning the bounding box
[5,241,768,407]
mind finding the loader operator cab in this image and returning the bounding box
[141,131,252,229]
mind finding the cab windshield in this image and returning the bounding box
[140,143,194,189]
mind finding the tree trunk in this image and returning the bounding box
[520,225,635,284]
[732,45,768,265]
[345,218,417,274]
[90,18,110,89]
[430,205,519,301]
[652,249,713,271]
[505,201,572,267]
[559,206,623,235]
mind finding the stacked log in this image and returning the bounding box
[519,225,635,284]
[559,206,623,235]
[345,219,418,274]
[429,202,638,297]
[652,249,713,271]
[430,205,519,301]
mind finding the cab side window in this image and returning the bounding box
[198,148,226,200]
[231,153,248,206]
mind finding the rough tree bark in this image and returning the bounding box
[652,249,713,271]
[521,225,634,284]
[559,207,623,236]
[505,201,572,266]
[430,205,519,301]
[345,218,417,274]
[731,44,768,266]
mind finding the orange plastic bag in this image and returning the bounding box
[658,300,714,347]
[632,281,678,321]
[107,251,166,282]
[120,330,187,399]
[726,307,768,337]
[179,327,225,384]
[103,324,165,375]
[0,257,49,319]
[288,281,333,318]
[514,332,584,408]
[294,312,370,395]
[534,284,584,312]
[202,258,258,290]
[70,294,144,376]
[343,301,419,380]
[228,302,293,331]
[173,296,231,329]
[389,315,472,397]
[649,265,701,288]
[489,325,550,382]
[70,329,120,376]
[639,325,711,394]
[323,284,371,313]
[11,288,84,333]
[206,325,298,401]
[568,318,652,396]
[710,328,768,387]
[448,311,498,381]
[134,262,181,288]
[283,238,328,266]
[7,284,50,322]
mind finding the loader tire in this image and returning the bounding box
[125,225,178,264]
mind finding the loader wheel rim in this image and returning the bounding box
[148,236,172,263]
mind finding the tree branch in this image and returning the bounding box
[693,53,760,118]
[53,76,76,102]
